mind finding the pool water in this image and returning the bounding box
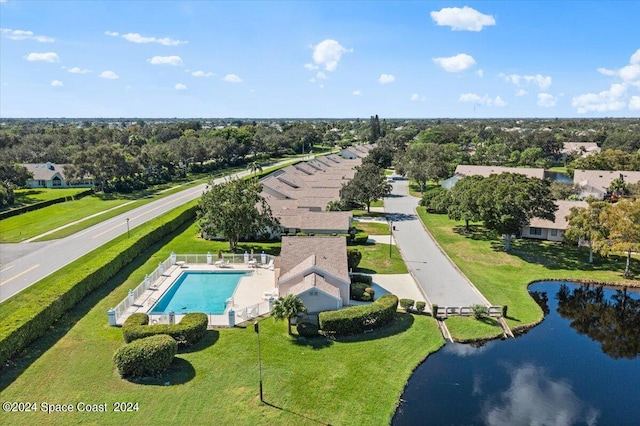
[150,271,246,315]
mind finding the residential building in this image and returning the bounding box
[573,169,640,199]
[521,200,588,242]
[23,163,94,189]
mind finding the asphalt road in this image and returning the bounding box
[385,179,489,307]
[0,161,298,303]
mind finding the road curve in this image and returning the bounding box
[0,161,295,303]
[384,179,489,308]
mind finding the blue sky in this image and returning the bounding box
[1,1,639,118]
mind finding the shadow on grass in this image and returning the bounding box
[291,335,333,350]
[333,312,415,344]
[261,400,331,426]
[178,330,220,354]
[452,224,498,242]
[355,267,377,274]
[0,221,193,393]
[127,357,196,386]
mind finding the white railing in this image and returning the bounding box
[109,252,276,326]
[233,300,271,324]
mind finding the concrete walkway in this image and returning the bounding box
[384,179,489,308]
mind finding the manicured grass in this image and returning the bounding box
[547,166,569,173]
[11,187,89,206]
[0,221,444,426]
[444,316,504,342]
[355,242,408,274]
[370,199,384,208]
[353,221,390,235]
[417,209,640,337]
[351,209,386,218]
[408,181,439,198]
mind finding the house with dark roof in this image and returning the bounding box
[275,236,350,312]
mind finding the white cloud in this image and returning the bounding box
[316,71,328,80]
[105,31,119,37]
[499,73,552,91]
[631,49,640,65]
[2,28,54,42]
[192,70,214,77]
[68,67,92,74]
[99,70,119,80]
[516,89,528,97]
[148,55,183,66]
[411,93,420,101]
[430,6,496,31]
[378,74,396,84]
[223,73,242,83]
[121,32,187,46]
[459,93,506,107]
[309,78,316,83]
[572,83,628,113]
[24,52,59,62]
[433,53,476,72]
[629,96,640,110]
[353,90,361,96]
[312,39,352,72]
[51,80,63,87]
[597,67,616,76]
[304,63,319,70]
[476,69,484,78]
[537,93,557,107]
[174,83,187,90]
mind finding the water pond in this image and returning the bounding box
[393,281,640,425]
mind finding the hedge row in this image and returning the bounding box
[350,274,373,285]
[0,202,198,365]
[0,189,93,220]
[113,334,177,378]
[318,294,399,335]
[123,313,208,348]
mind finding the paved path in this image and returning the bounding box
[384,179,489,308]
[0,158,299,302]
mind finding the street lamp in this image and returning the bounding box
[389,219,393,258]
[126,218,130,238]
[254,320,264,403]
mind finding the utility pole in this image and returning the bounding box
[254,321,264,403]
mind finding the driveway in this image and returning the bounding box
[384,179,489,308]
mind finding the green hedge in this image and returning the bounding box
[347,248,362,270]
[319,294,398,335]
[123,313,208,348]
[350,274,373,285]
[113,334,177,378]
[0,202,197,365]
[296,321,319,338]
[0,189,93,220]
[350,282,369,300]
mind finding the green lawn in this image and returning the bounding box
[417,209,640,335]
[10,187,89,206]
[353,221,390,235]
[351,209,386,218]
[355,242,408,274]
[444,316,504,342]
[0,221,444,426]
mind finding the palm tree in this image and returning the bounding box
[271,294,307,335]
[248,161,263,177]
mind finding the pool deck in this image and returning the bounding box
[119,262,276,327]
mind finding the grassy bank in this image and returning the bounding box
[417,209,640,336]
[1,221,444,426]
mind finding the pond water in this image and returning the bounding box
[393,281,640,425]
[545,170,573,183]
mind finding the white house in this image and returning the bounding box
[23,163,94,189]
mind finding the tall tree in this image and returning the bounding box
[197,178,278,251]
[271,294,307,335]
[476,173,557,251]
[596,199,640,278]
[564,200,608,264]
[340,162,392,213]
[396,143,448,191]
[447,175,485,232]
[370,115,381,142]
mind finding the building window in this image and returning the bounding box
[309,290,318,296]
[550,229,558,237]
[529,227,542,236]
[52,176,62,187]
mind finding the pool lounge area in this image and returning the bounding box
[109,253,277,327]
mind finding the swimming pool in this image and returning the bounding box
[149,271,246,315]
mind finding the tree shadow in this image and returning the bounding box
[452,224,498,242]
[178,330,220,354]
[386,212,417,222]
[0,221,193,392]
[291,335,333,350]
[125,357,195,386]
[331,312,415,343]
[355,267,377,274]
[261,400,331,426]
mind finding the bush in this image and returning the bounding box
[113,334,177,378]
[0,203,197,365]
[364,287,375,300]
[352,231,369,245]
[297,321,319,338]
[360,292,372,302]
[319,294,398,335]
[432,304,439,318]
[472,304,489,320]
[502,305,508,318]
[350,273,372,285]
[123,313,208,348]
[399,298,415,311]
[415,301,426,313]
[350,282,369,300]
[347,248,362,271]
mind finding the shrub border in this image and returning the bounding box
[318,294,399,335]
[122,313,208,348]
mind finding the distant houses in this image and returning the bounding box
[441,165,546,189]
[560,142,601,160]
[23,162,94,189]
[573,169,640,200]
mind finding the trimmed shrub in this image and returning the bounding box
[347,248,362,271]
[350,282,369,300]
[364,287,375,300]
[415,301,426,314]
[471,304,489,320]
[297,321,319,338]
[113,334,177,378]
[432,304,439,318]
[352,231,369,245]
[319,294,399,335]
[0,202,197,365]
[123,313,208,348]
[350,273,373,286]
[399,298,415,311]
